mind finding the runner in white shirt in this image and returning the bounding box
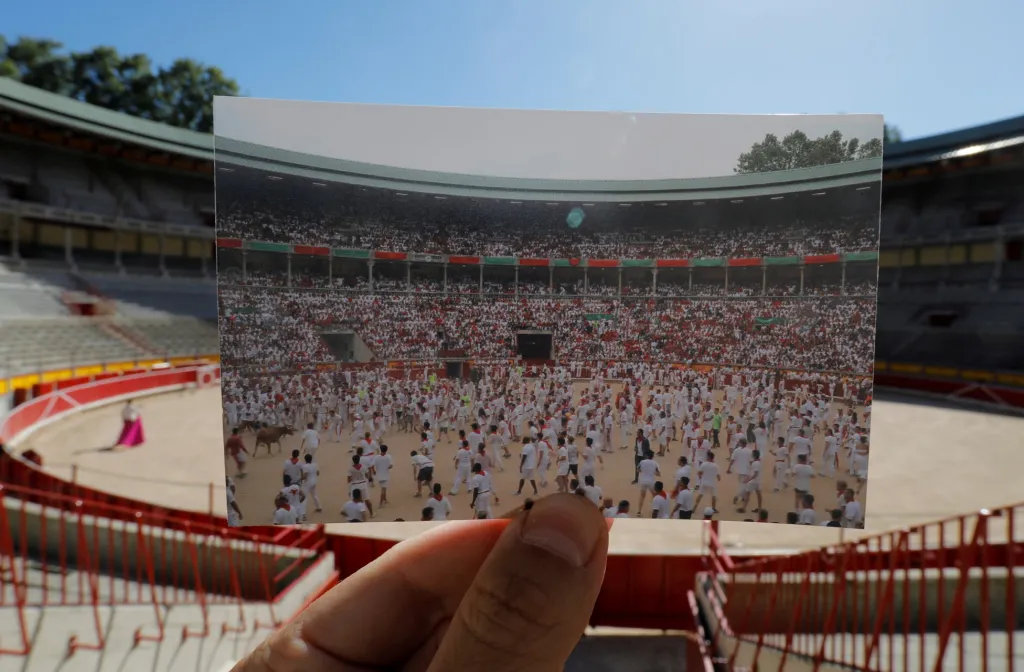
[450,441,474,495]
[791,454,816,510]
[469,464,494,519]
[672,477,695,519]
[515,438,539,496]
[347,454,374,518]
[581,474,603,506]
[737,450,763,514]
[650,482,671,519]
[282,449,303,487]
[374,446,393,508]
[341,491,369,522]
[821,429,840,478]
[299,453,321,513]
[426,483,453,521]
[693,451,722,514]
[273,494,298,525]
[727,439,754,505]
[555,438,570,493]
[579,437,604,482]
[635,451,661,517]
[299,422,320,457]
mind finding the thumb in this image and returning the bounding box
[426,494,608,672]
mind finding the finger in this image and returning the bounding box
[237,519,508,671]
[427,493,609,672]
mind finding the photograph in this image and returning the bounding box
[213,99,883,528]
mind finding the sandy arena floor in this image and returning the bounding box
[18,384,1024,555]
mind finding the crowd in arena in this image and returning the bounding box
[218,287,875,374]
[217,203,878,259]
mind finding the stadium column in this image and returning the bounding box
[761,265,767,296]
[287,253,292,288]
[584,267,589,294]
[9,213,20,260]
[652,268,657,295]
[368,260,375,291]
[479,264,483,293]
[840,261,846,295]
[443,263,448,293]
[64,227,74,268]
[242,250,247,281]
[114,230,125,275]
[799,263,805,296]
[406,261,412,291]
[617,268,622,295]
[724,265,729,294]
[688,268,693,293]
[549,266,554,293]
[514,265,519,296]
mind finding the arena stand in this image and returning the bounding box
[2,77,1024,668]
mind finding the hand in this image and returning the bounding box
[236,494,609,672]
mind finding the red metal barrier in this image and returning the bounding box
[702,503,1024,671]
[0,481,326,657]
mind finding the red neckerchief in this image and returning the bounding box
[279,504,291,511]
[354,464,362,471]
[433,494,444,502]
[290,457,299,464]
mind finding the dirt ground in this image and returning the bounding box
[21,384,1024,555]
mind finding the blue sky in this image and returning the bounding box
[5,0,1022,141]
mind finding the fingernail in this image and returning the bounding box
[519,495,601,568]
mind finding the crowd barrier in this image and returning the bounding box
[699,502,1024,671]
[1,360,1023,667]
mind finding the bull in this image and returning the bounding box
[254,425,294,457]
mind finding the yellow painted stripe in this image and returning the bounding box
[74,365,104,377]
[874,360,887,372]
[960,369,994,382]
[0,380,7,395]
[137,359,166,368]
[996,373,1024,387]
[104,361,137,372]
[890,363,924,374]
[924,366,959,379]
[9,374,40,389]
[41,369,74,383]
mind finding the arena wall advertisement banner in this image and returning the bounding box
[211,97,883,533]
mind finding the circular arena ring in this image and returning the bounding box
[1,363,1023,670]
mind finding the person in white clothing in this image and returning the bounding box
[300,422,320,457]
[672,477,695,519]
[581,475,603,507]
[273,494,298,526]
[635,450,661,517]
[650,482,671,519]
[515,438,539,496]
[579,437,604,482]
[426,483,453,521]
[374,445,394,508]
[727,439,753,506]
[692,451,722,514]
[450,440,474,495]
[791,454,816,510]
[341,491,369,522]
[299,453,321,513]
[554,438,570,493]
[469,464,494,519]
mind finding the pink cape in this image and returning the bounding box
[115,418,145,448]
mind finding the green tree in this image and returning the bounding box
[735,128,884,174]
[883,123,902,148]
[0,35,240,132]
